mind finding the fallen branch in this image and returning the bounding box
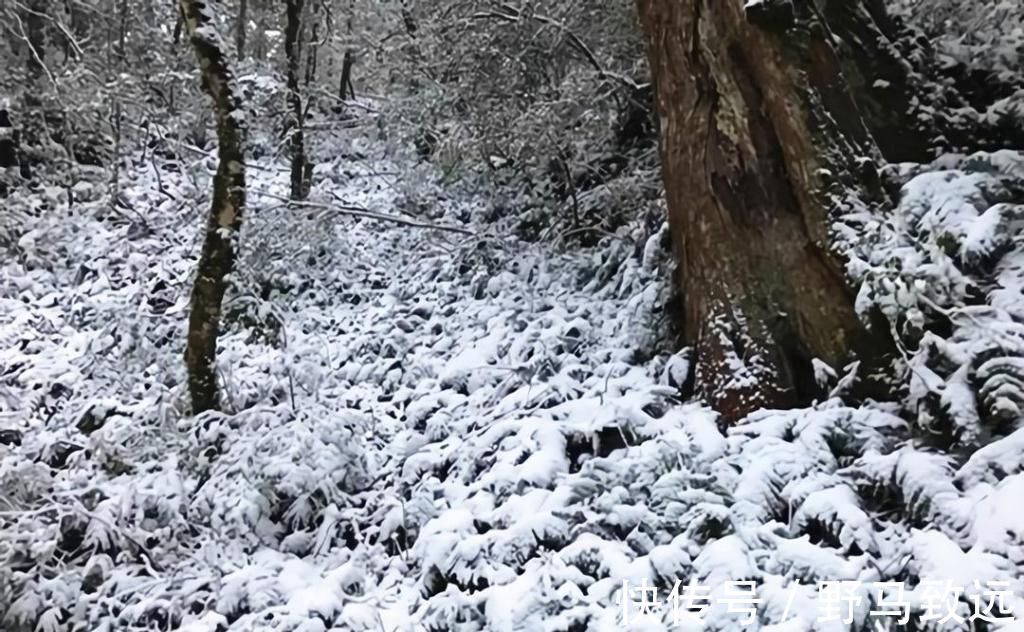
[255,190,475,236]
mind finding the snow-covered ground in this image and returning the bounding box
[2,133,1024,631]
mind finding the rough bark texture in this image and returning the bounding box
[180,0,247,414]
[285,0,306,200]
[636,0,889,422]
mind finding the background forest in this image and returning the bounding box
[1,0,1023,630]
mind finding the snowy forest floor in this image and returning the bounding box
[3,128,1024,632]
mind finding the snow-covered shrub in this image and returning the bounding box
[374,0,660,238]
[5,6,1024,624]
[1,122,679,629]
[842,150,1024,448]
[893,0,1024,84]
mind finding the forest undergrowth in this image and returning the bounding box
[2,111,1024,630]
[3,0,1024,629]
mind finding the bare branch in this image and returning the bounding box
[255,190,475,236]
[468,3,612,82]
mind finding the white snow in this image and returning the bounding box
[4,35,1024,632]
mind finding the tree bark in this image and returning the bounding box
[285,0,306,200]
[636,0,889,422]
[179,0,248,414]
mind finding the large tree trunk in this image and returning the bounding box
[636,0,890,421]
[284,0,306,200]
[180,0,247,414]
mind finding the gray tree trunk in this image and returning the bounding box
[236,0,247,60]
[179,0,248,414]
[285,0,307,200]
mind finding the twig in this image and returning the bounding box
[69,500,165,574]
[255,191,475,235]
[556,225,625,244]
[11,0,84,58]
[5,12,58,89]
[468,3,638,90]
[308,85,381,113]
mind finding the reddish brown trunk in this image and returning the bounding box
[636,0,887,421]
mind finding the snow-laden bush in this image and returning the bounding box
[841,150,1024,448]
[893,0,1024,84]
[5,60,1024,632]
[1,128,679,630]
[6,134,1024,629]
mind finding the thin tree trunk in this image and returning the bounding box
[179,0,248,414]
[338,3,355,101]
[0,109,17,168]
[68,0,90,44]
[254,0,267,60]
[117,0,129,60]
[338,49,355,100]
[636,0,890,422]
[24,0,46,81]
[173,4,184,45]
[236,0,247,60]
[110,0,130,208]
[285,0,306,200]
[304,0,320,87]
[0,109,21,193]
[19,0,47,164]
